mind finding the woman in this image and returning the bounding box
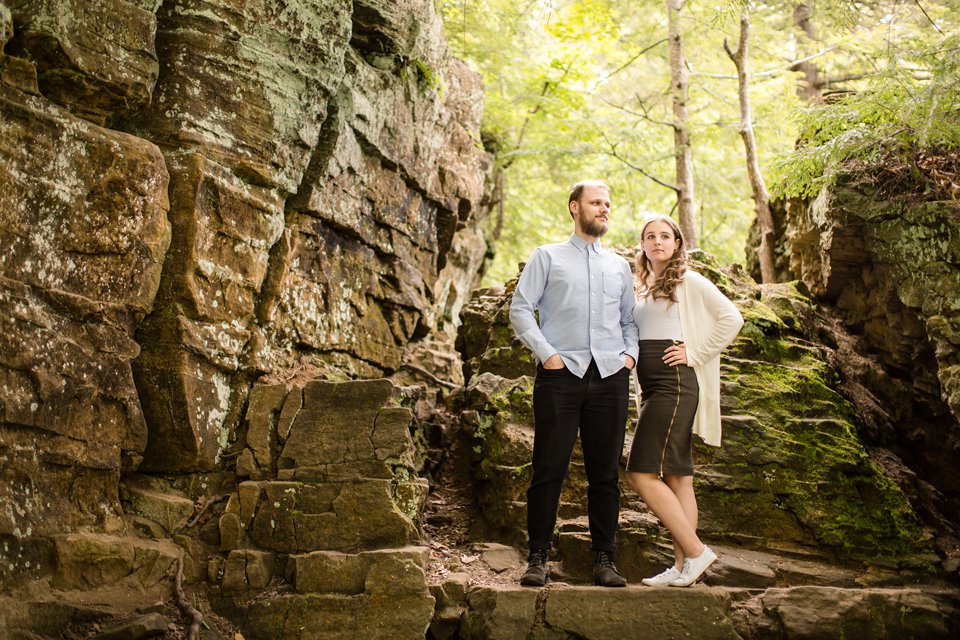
[627,215,743,587]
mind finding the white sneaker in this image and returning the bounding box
[669,546,717,587]
[641,565,681,586]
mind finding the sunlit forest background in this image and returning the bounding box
[438,0,960,285]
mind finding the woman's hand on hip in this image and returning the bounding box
[662,343,687,366]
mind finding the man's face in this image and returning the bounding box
[571,185,611,238]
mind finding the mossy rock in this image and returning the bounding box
[699,279,929,565]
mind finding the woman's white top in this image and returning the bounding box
[633,295,684,341]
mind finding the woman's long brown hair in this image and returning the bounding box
[635,215,687,303]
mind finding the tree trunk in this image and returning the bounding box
[792,2,822,101]
[666,0,698,248]
[725,5,776,283]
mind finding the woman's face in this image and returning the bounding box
[641,220,678,271]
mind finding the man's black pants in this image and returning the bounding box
[527,360,630,553]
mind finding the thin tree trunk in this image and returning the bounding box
[724,5,776,283]
[666,0,698,248]
[792,3,822,100]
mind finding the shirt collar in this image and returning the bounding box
[568,233,603,253]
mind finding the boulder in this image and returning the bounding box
[758,160,960,560]
[738,586,960,639]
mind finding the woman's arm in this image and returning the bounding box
[683,273,744,367]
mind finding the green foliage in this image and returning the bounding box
[411,57,445,95]
[771,34,960,199]
[441,0,960,285]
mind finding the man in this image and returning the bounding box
[509,180,638,587]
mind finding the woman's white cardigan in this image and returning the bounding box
[676,270,744,446]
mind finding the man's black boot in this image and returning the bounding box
[593,550,627,587]
[520,549,549,586]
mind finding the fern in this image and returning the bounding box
[771,36,960,199]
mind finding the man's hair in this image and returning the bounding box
[567,180,609,219]
[568,180,609,206]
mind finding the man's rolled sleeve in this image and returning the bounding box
[519,326,558,364]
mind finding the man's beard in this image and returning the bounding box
[580,216,608,238]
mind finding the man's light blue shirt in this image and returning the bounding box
[509,234,640,379]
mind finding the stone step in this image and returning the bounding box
[291,546,430,594]
[216,545,432,596]
[454,583,960,640]
[468,526,934,591]
[120,474,196,536]
[50,532,180,592]
[222,547,435,640]
[218,478,427,553]
[554,532,877,589]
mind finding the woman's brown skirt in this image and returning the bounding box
[627,339,700,477]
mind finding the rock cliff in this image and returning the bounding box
[1,0,489,636]
[749,151,960,565]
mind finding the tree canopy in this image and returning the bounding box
[439,0,959,285]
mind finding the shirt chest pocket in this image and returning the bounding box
[602,271,623,300]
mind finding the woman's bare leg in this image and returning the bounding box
[664,474,698,567]
[627,471,705,563]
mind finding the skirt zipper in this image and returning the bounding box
[659,341,683,478]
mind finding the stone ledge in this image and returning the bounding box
[120,475,196,535]
[51,533,180,591]
[292,546,430,594]
[218,478,424,553]
[455,583,960,640]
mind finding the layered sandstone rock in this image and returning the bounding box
[1,0,488,636]
[121,0,490,473]
[4,0,160,125]
[212,378,435,638]
[0,22,170,562]
[756,154,960,562]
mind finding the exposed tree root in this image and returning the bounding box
[175,550,204,640]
